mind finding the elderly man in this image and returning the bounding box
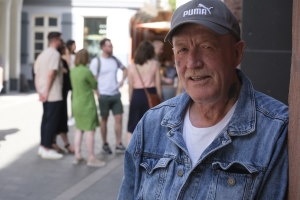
[118,0,288,199]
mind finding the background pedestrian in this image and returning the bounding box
[70,49,106,167]
[126,40,161,144]
[89,38,127,154]
[34,31,64,160]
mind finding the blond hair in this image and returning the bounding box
[75,49,89,66]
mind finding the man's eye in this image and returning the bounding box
[201,45,211,49]
[177,48,188,54]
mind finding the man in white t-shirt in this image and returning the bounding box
[89,38,127,154]
[34,31,64,160]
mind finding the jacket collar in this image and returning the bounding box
[162,69,256,136]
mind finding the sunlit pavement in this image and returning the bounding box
[0,85,129,200]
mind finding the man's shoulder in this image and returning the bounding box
[91,56,100,60]
[111,55,119,61]
[46,47,59,55]
[103,55,118,62]
[102,56,124,68]
[90,56,100,62]
[255,91,288,120]
[39,48,60,61]
[142,95,186,124]
[114,56,124,68]
[89,56,100,68]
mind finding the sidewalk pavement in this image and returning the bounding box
[0,86,130,200]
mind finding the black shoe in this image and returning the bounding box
[102,143,112,154]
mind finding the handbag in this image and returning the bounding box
[145,90,161,108]
[135,65,161,108]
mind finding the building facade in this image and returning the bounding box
[1,0,244,94]
[1,0,172,93]
[0,0,23,93]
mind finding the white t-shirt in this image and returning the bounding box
[89,56,124,96]
[183,102,237,166]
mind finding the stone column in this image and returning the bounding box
[0,0,11,93]
[9,0,23,91]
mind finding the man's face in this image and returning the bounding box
[71,43,76,52]
[54,37,62,48]
[172,23,244,104]
[102,40,113,55]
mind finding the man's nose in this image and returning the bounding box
[186,49,204,69]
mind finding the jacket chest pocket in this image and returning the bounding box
[137,157,173,200]
[208,161,260,200]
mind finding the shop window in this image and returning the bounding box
[49,17,58,26]
[32,16,60,60]
[84,17,107,58]
[35,17,44,26]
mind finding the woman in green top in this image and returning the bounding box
[70,49,105,167]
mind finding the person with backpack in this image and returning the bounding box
[89,38,128,154]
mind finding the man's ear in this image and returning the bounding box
[234,40,246,68]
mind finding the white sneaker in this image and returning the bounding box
[72,157,86,165]
[67,117,75,126]
[41,149,63,160]
[38,146,44,156]
[87,158,106,167]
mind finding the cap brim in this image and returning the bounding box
[164,20,230,43]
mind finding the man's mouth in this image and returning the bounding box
[189,75,210,81]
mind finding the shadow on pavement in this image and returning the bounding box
[0,128,19,141]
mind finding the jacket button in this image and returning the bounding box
[177,169,184,177]
[227,177,236,186]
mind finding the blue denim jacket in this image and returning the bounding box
[118,70,288,200]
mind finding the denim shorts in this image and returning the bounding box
[98,93,123,117]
